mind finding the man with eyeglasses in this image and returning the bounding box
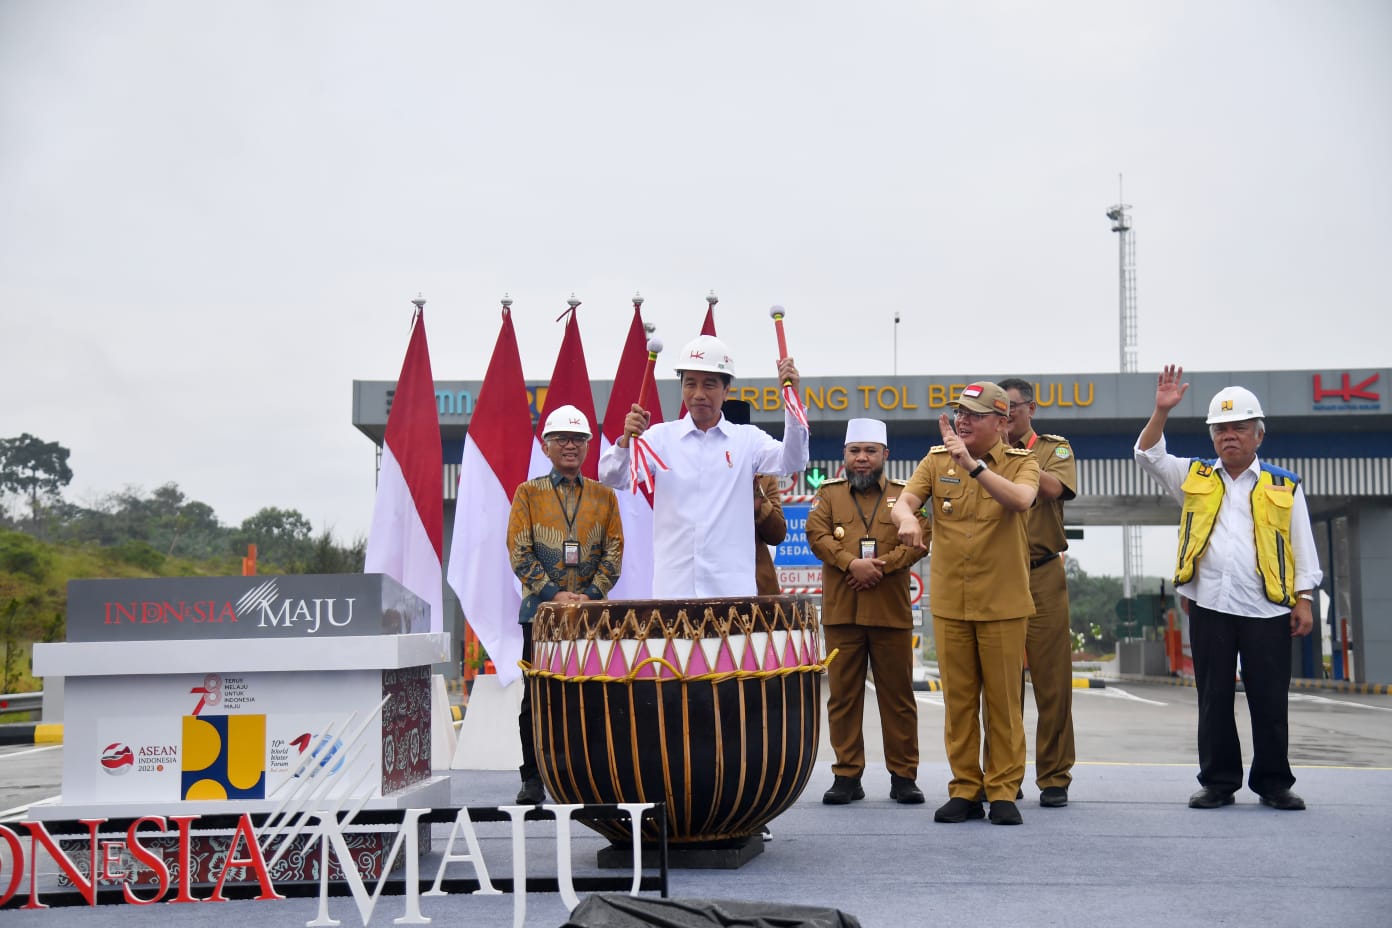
[891,381,1039,826]
[998,376,1078,809]
[1135,366,1320,812]
[507,405,624,805]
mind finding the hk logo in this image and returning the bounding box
[1313,373,1380,403]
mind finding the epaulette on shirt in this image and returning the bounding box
[1041,433,1069,443]
[1005,447,1032,456]
[930,445,948,453]
[821,477,848,486]
[889,478,907,486]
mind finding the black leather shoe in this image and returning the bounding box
[1259,789,1306,811]
[822,775,865,805]
[989,799,1023,825]
[1039,786,1069,808]
[934,796,985,823]
[515,776,545,805]
[1188,787,1235,809]
[889,775,925,804]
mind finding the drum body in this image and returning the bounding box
[526,595,825,847]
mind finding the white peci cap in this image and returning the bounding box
[844,418,887,446]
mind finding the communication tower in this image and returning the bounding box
[1107,186,1144,595]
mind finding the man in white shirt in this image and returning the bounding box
[1135,365,1322,811]
[599,334,809,598]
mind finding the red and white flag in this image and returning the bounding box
[602,298,664,599]
[528,299,600,479]
[446,305,533,686]
[676,298,719,419]
[365,306,444,632]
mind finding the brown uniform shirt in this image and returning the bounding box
[1016,428,1078,561]
[753,474,787,595]
[807,476,930,628]
[903,440,1040,621]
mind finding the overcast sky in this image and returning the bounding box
[2,1,1389,578]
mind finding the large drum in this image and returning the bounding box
[525,595,826,848]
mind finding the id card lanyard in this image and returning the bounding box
[850,481,886,560]
[552,479,585,576]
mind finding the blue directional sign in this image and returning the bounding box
[775,503,819,567]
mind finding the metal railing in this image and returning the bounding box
[0,691,42,720]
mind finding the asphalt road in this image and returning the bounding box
[5,679,1390,820]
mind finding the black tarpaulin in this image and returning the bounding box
[561,895,862,928]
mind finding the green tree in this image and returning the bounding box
[1065,558,1125,652]
[304,529,366,574]
[56,483,230,559]
[234,507,315,570]
[0,434,73,522]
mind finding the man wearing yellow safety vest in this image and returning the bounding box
[1135,365,1322,812]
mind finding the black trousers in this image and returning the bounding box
[1189,601,1295,796]
[518,622,538,782]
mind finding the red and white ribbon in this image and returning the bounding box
[782,383,809,430]
[770,305,809,430]
[628,336,671,491]
[629,436,668,493]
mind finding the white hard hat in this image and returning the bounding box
[674,334,735,378]
[541,404,591,438]
[1206,386,1264,424]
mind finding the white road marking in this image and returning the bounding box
[1078,685,1169,706]
[1289,692,1392,712]
[0,796,60,822]
[0,744,61,759]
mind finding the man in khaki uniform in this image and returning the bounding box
[753,473,786,595]
[892,381,1039,826]
[808,418,931,806]
[1000,377,1078,809]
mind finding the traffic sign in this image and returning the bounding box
[777,566,822,591]
[775,503,819,566]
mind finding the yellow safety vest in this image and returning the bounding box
[1174,459,1299,607]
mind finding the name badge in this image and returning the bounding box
[860,538,877,559]
[563,541,580,566]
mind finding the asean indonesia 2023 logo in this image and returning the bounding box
[99,742,134,776]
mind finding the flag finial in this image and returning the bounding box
[558,293,582,322]
[501,292,513,309]
[633,291,644,307]
[412,292,426,311]
[706,290,718,308]
[643,321,656,335]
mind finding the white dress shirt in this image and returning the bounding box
[1134,435,1322,618]
[600,411,809,598]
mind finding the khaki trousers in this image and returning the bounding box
[935,614,1027,802]
[824,623,919,779]
[1026,556,1076,789]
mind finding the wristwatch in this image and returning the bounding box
[968,460,987,478]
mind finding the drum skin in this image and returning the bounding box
[526,595,826,847]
